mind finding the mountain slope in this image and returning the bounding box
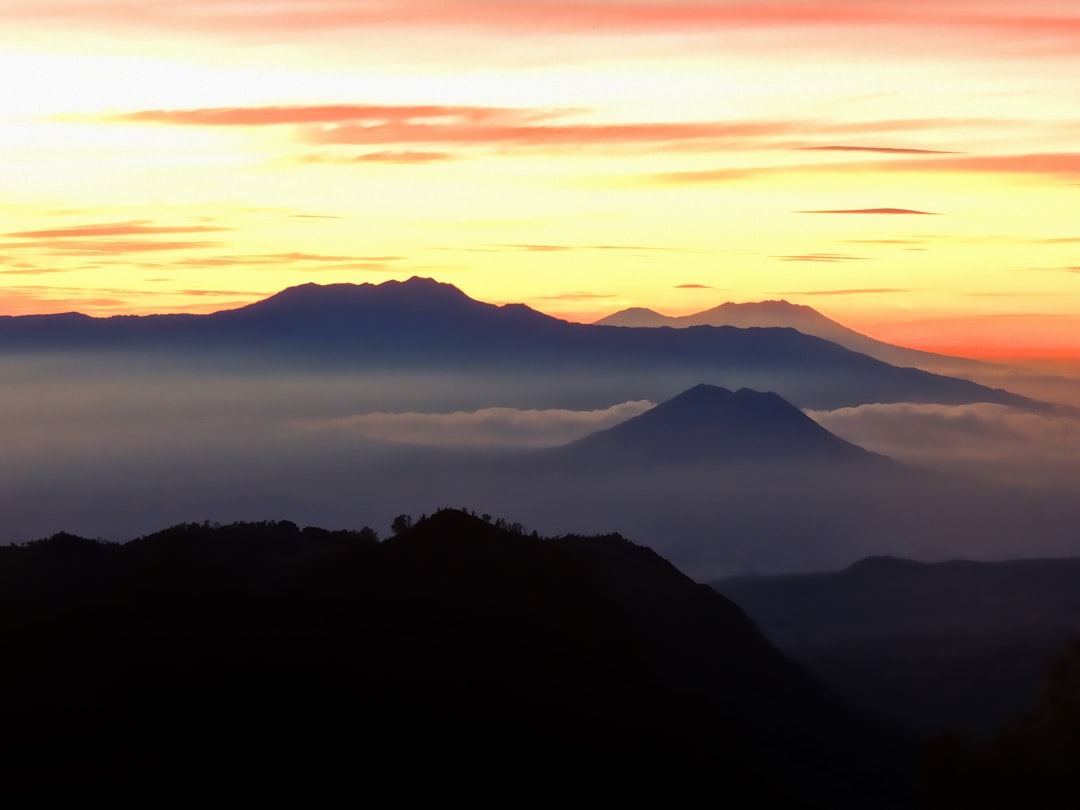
[713,556,1080,735]
[0,511,912,805]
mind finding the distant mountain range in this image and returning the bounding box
[595,299,993,374]
[0,510,911,805]
[714,555,1080,737]
[0,276,1039,411]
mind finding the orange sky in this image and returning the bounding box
[3,1,1080,359]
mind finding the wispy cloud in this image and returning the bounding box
[1,255,69,275]
[102,103,546,127]
[14,2,1080,50]
[842,239,927,244]
[1,267,71,276]
[172,252,405,267]
[773,253,872,262]
[97,104,832,158]
[0,285,163,315]
[770,288,908,296]
[4,240,222,254]
[797,145,958,154]
[532,291,615,301]
[2,219,229,256]
[6,220,227,238]
[349,150,454,164]
[94,105,1046,169]
[179,288,267,297]
[495,244,576,253]
[475,243,684,253]
[675,283,712,289]
[297,400,655,448]
[652,151,1080,185]
[797,208,941,215]
[890,152,1080,177]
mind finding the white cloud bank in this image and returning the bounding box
[296,400,656,448]
[808,402,1080,488]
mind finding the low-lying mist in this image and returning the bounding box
[808,402,1080,490]
[4,353,1080,578]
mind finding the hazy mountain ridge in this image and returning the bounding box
[0,510,911,805]
[595,299,995,375]
[0,276,1038,411]
[713,555,1080,736]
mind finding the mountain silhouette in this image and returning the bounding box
[713,555,1080,736]
[557,383,875,464]
[0,276,1038,410]
[595,305,673,327]
[217,276,554,336]
[0,510,912,805]
[596,299,994,374]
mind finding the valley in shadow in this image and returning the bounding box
[713,556,1080,738]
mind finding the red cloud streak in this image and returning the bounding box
[6,220,227,238]
[797,208,940,215]
[655,152,1080,184]
[15,2,1080,44]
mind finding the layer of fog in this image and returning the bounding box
[5,355,1080,578]
[960,360,1080,410]
[808,402,1080,490]
[297,400,654,448]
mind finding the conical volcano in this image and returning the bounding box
[561,384,873,464]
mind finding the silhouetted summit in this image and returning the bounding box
[594,305,672,327]
[208,275,560,347]
[600,298,852,331]
[561,384,874,463]
[231,276,478,320]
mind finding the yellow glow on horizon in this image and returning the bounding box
[3,2,1080,358]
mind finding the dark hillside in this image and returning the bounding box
[0,510,911,805]
[714,556,1080,736]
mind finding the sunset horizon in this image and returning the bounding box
[4,0,1080,361]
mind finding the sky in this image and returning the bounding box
[3,0,1080,360]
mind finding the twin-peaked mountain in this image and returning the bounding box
[596,299,991,375]
[0,276,1034,410]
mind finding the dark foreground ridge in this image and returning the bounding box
[0,510,912,805]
